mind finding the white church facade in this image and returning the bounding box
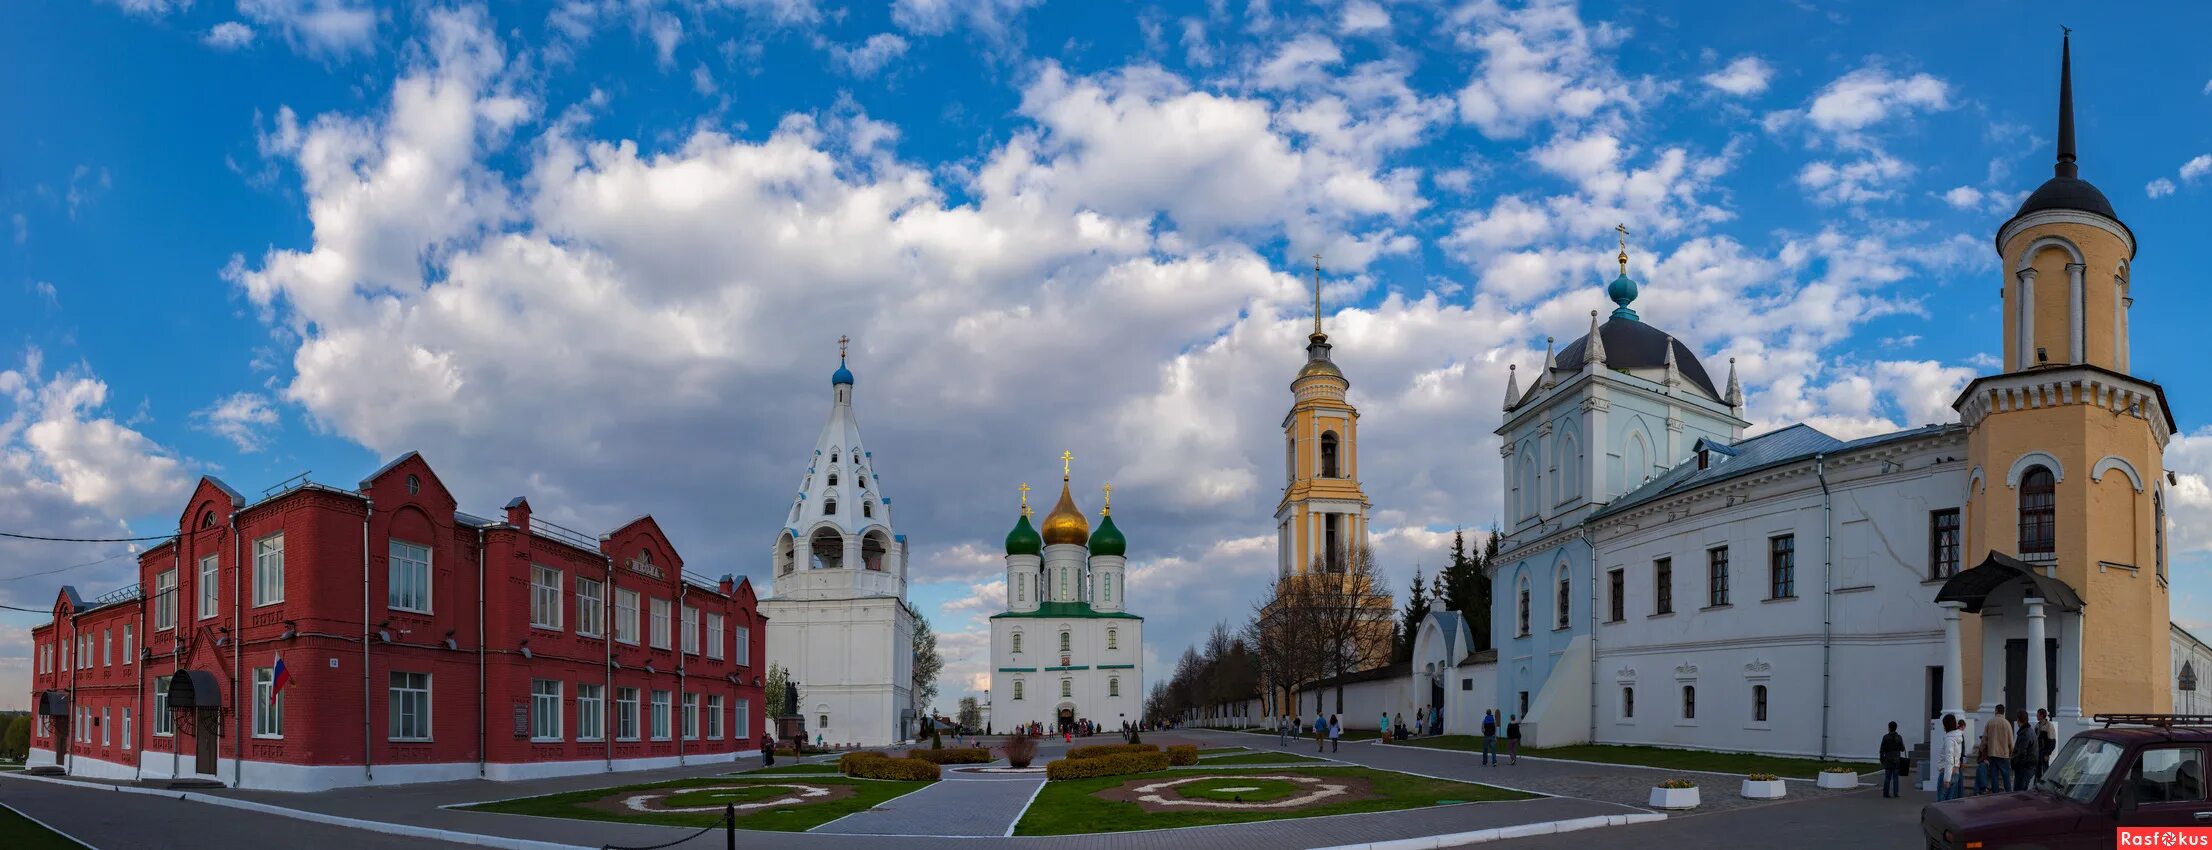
[988,461,1144,732]
[760,348,918,747]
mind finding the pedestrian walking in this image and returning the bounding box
[763,733,777,767]
[1379,711,1391,744]
[1937,714,1965,801]
[1393,712,1405,740]
[1414,706,1426,738]
[1983,704,2013,794]
[1328,714,1342,753]
[1506,714,1521,765]
[2034,709,2056,785]
[1480,710,1498,766]
[1879,721,1906,797]
[1278,713,1290,747]
[1433,706,1444,736]
[1314,711,1327,753]
[2011,710,2039,792]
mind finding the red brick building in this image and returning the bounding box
[27,452,768,790]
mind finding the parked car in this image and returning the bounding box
[1922,714,2210,849]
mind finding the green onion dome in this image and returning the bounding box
[1090,513,1126,558]
[1005,513,1042,556]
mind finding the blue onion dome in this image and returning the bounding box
[831,358,855,386]
[1005,513,1042,556]
[1606,273,1639,321]
[1090,513,1125,557]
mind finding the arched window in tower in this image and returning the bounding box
[1286,436,1296,483]
[1059,631,1071,653]
[2155,488,2167,579]
[1320,431,1341,478]
[1109,677,1120,697]
[1061,678,1072,699]
[862,531,888,572]
[1012,680,1023,700]
[830,450,838,463]
[1516,575,1531,637]
[776,534,796,575]
[1107,628,1118,650]
[862,501,874,518]
[809,529,843,570]
[1555,568,1570,629]
[1682,685,1697,720]
[1622,686,1635,719]
[1012,632,1022,653]
[828,472,839,486]
[2019,466,2056,557]
[823,499,838,516]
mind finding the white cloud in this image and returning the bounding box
[192,392,281,452]
[1339,0,1390,35]
[237,0,377,57]
[1255,33,1342,91]
[1941,185,1983,209]
[204,21,256,50]
[892,0,1040,37]
[97,0,189,16]
[1702,56,1772,96]
[831,33,909,78]
[2149,178,2177,199]
[1803,67,1949,136]
[2181,154,2212,182]
[1796,152,1912,205]
[1450,0,1628,138]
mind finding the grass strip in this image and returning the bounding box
[1013,766,1533,836]
[459,774,932,833]
[1399,738,1877,778]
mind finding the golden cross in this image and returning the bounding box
[1101,482,1113,514]
[1614,224,1631,275]
[1310,253,1324,336]
[1019,482,1031,515]
[1060,450,1074,480]
[838,335,850,360]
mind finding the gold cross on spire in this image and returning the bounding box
[1101,482,1113,515]
[838,334,850,361]
[1311,253,1325,337]
[1615,224,1631,276]
[1060,450,1074,481]
[1019,482,1031,516]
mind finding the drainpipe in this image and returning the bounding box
[604,554,615,773]
[361,500,374,783]
[1585,527,1598,746]
[477,527,487,779]
[231,513,242,789]
[172,548,181,782]
[66,610,77,775]
[134,561,149,782]
[677,584,687,768]
[1816,454,1834,762]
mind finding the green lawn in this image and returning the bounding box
[1178,776,1304,803]
[1233,727,1383,741]
[458,774,932,832]
[1197,752,1329,766]
[1013,766,1534,835]
[730,763,842,775]
[1196,747,1245,755]
[1400,738,1878,778]
[0,804,86,849]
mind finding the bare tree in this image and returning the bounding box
[1305,544,1397,713]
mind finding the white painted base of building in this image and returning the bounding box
[29,746,760,792]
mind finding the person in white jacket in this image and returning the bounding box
[1937,713,1967,801]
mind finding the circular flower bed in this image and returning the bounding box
[613,783,849,814]
[1093,774,1379,812]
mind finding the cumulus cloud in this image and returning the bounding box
[1702,56,1772,96]
[191,392,281,452]
[1797,152,1912,205]
[1449,0,1629,138]
[204,21,256,50]
[2148,178,2177,199]
[1801,67,1949,136]
[1941,185,1983,209]
[892,0,1040,38]
[830,33,909,77]
[2182,154,2212,182]
[237,0,377,57]
[1339,0,1390,35]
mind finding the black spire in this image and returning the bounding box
[2056,28,2076,179]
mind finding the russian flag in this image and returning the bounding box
[270,655,291,705]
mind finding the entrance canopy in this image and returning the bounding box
[37,690,69,717]
[166,669,224,709]
[1934,551,2085,614]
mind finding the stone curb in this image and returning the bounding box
[1308,812,1668,850]
[1371,742,1862,784]
[0,772,588,850]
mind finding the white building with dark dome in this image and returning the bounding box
[761,348,917,746]
[988,461,1144,732]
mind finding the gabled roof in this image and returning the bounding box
[1591,422,1963,522]
[359,450,423,488]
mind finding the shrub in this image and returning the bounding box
[839,751,890,772]
[1166,744,1199,766]
[845,756,941,781]
[906,748,993,765]
[1820,766,1857,774]
[1046,751,1171,781]
[1747,773,1779,782]
[1657,778,1697,789]
[1003,735,1038,768]
[1066,743,1159,760]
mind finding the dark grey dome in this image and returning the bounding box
[2012,175,2117,222]
[1553,317,1721,402]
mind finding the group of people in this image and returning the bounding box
[1923,705,2056,801]
[1276,712,1351,752]
[1477,710,1521,765]
[1384,705,1448,741]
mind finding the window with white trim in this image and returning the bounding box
[389,671,431,741]
[390,540,432,613]
[615,687,639,741]
[198,555,219,619]
[650,598,672,650]
[155,569,177,630]
[1107,628,1117,650]
[123,708,132,748]
[154,679,172,735]
[529,565,562,629]
[253,533,284,605]
[576,578,604,638]
[683,692,699,740]
[681,606,699,654]
[705,694,724,739]
[531,679,562,741]
[735,698,750,740]
[121,625,132,664]
[706,613,725,660]
[736,625,751,665]
[102,707,110,746]
[651,690,672,740]
[253,666,283,737]
[614,588,640,644]
[577,684,605,741]
[102,629,111,666]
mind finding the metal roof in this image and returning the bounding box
[1592,422,1963,521]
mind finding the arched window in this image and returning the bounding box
[406,474,420,495]
[827,473,839,486]
[809,529,843,570]
[1622,687,1635,719]
[777,534,796,575]
[1059,631,1071,653]
[1682,685,1697,720]
[823,499,838,516]
[2019,466,2056,556]
[863,501,874,518]
[1061,678,1072,698]
[1555,570,1571,630]
[2155,489,2167,579]
[1109,677,1120,697]
[830,450,838,463]
[1753,684,1768,722]
[1012,680,1024,700]
[861,532,887,572]
[1286,436,1296,483]
[1516,575,1532,637]
[1107,628,1118,650]
[1012,632,1022,653]
[1320,431,1341,478]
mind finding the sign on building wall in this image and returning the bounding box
[513,704,529,738]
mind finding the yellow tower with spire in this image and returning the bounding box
[1275,255,1374,580]
[1940,33,2173,730]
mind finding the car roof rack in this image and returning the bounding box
[2093,714,2212,728]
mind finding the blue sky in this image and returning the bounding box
[4,0,2210,713]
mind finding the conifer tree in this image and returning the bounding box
[1394,566,1430,662]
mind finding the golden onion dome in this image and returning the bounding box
[1297,358,1344,380]
[1039,480,1090,546]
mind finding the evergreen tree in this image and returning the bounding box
[1439,527,1497,652]
[1394,565,1430,662]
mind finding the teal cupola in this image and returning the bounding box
[831,334,856,385]
[1607,223,1639,321]
[1090,485,1126,557]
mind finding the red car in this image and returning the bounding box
[1922,715,2210,849]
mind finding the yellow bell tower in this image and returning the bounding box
[1275,255,1372,580]
[1946,33,2173,725]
